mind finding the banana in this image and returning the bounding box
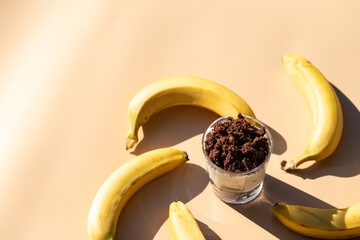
[272,202,360,239]
[169,200,206,240]
[88,148,189,240]
[126,76,255,150]
[280,54,343,171]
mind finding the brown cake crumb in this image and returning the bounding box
[204,114,270,173]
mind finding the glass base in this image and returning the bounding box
[211,181,263,204]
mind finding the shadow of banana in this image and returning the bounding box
[115,163,209,240]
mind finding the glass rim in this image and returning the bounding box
[201,114,273,176]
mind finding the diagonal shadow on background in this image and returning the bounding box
[229,174,343,240]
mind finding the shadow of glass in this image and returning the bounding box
[130,105,219,155]
[228,174,336,239]
[114,163,209,240]
[290,84,360,179]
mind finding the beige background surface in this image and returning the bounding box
[1,0,360,239]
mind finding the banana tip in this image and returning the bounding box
[273,202,279,208]
[184,151,189,161]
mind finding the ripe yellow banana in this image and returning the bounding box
[126,76,255,150]
[272,202,360,239]
[169,200,206,240]
[88,148,189,240]
[280,54,343,171]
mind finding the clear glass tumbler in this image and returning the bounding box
[202,114,273,204]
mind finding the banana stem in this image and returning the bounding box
[281,151,313,171]
[280,160,296,171]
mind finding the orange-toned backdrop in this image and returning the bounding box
[1,0,359,239]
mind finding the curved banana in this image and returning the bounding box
[88,148,189,240]
[126,76,255,150]
[280,54,343,171]
[169,200,206,240]
[272,202,360,239]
